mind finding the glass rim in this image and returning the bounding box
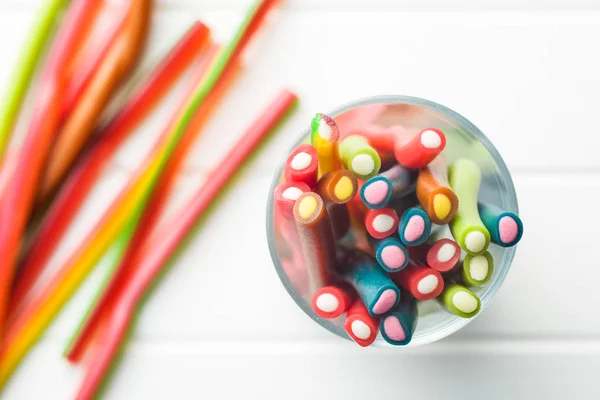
[266,94,518,347]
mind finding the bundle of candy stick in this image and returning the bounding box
[274,112,523,347]
[0,0,151,343]
[0,0,293,395]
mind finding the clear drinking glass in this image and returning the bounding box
[266,95,518,346]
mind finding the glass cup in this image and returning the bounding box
[266,95,518,346]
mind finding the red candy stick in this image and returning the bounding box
[364,207,399,239]
[344,297,379,347]
[409,238,461,272]
[394,127,446,169]
[352,125,446,169]
[284,143,318,188]
[390,264,444,301]
[311,284,355,319]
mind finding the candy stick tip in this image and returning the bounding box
[465,231,486,253]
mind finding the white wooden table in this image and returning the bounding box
[1,0,599,398]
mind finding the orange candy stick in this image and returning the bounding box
[416,156,459,225]
[315,169,358,239]
[41,0,151,200]
[60,1,131,119]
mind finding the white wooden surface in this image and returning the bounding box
[1,0,599,399]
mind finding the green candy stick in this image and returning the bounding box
[440,283,481,318]
[0,0,70,160]
[448,158,490,255]
[338,135,381,180]
[461,251,494,286]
